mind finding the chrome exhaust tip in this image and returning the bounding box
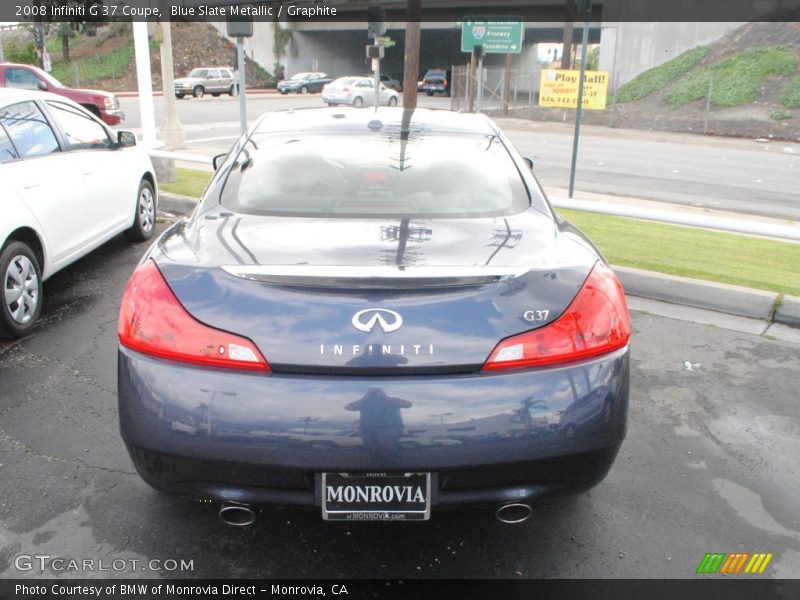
[496,503,532,524]
[219,501,256,527]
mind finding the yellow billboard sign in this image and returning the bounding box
[539,69,608,110]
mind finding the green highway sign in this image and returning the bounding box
[461,20,524,54]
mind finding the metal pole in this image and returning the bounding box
[703,75,713,135]
[476,55,483,113]
[132,21,156,145]
[374,35,381,109]
[0,29,4,62]
[567,2,591,198]
[237,36,247,135]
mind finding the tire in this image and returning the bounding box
[192,86,205,99]
[175,93,185,99]
[124,179,157,243]
[0,241,43,339]
[426,91,434,96]
[229,84,237,97]
[300,86,309,95]
[353,96,364,108]
[388,96,398,106]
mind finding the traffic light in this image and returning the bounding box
[368,5,386,37]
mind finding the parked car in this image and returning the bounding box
[377,74,402,91]
[0,62,123,125]
[174,67,237,99]
[277,72,332,94]
[0,88,157,338]
[321,76,399,107]
[420,68,450,96]
[117,107,631,525]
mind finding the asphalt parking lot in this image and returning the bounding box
[0,223,798,579]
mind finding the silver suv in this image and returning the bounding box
[174,68,237,99]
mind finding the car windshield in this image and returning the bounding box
[290,73,312,81]
[332,78,356,86]
[188,69,209,78]
[426,70,446,79]
[219,131,530,218]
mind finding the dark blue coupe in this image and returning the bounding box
[117,108,630,525]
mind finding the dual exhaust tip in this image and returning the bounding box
[218,501,532,526]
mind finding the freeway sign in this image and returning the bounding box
[461,20,524,54]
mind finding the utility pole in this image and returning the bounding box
[132,21,156,145]
[561,0,576,69]
[0,28,5,63]
[467,49,476,112]
[158,19,186,150]
[568,0,591,198]
[237,36,247,134]
[402,0,421,110]
[475,44,484,113]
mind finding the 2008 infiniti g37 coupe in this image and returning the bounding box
[118,108,630,524]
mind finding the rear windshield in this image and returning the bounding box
[219,131,530,218]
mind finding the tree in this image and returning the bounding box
[58,22,76,61]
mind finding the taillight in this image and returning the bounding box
[482,262,630,371]
[443,79,448,86]
[422,77,427,83]
[118,260,270,372]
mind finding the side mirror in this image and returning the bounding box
[524,157,534,170]
[117,131,136,148]
[37,80,48,91]
[212,153,226,170]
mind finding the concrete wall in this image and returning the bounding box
[209,21,277,76]
[599,22,745,91]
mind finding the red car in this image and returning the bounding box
[0,62,123,125]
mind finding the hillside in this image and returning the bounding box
[511,22,800,141]
[1,22,273,91]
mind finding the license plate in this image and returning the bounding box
[321,472,431,521]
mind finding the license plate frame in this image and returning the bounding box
[321,472,431,521]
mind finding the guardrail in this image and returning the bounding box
[147,149,800,243]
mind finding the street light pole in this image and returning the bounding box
[568,0,591,198]
[158,20,186,150]
[402,0,421,110]
[237,36,247,135]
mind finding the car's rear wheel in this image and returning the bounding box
[124,179,157,242]
[388,96,398,106]
[193,86,205,98]
[353,96,363,108]
[175,93,185,99]
[0,241,42,339]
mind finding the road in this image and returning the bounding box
[1,223,798,579]
[117,94,800,220]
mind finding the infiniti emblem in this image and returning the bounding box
[351,308,404,333]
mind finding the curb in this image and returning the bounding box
[155,194,798,329]
[116,89,278,98]
[613,266,778,322]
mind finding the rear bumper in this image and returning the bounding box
[118,346,629,507]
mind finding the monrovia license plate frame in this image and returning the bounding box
[321,472,431,521]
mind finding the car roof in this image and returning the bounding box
[0,87,82,110]
[251,107,497,137]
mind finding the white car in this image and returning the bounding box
[0,88,157,338]
[321,76,399,107]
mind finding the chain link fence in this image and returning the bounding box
[450,64,540,116]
